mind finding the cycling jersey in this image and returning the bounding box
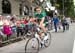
[34,10,46,19]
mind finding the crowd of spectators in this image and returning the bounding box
[0,15,30,47]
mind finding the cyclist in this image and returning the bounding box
[24,7,50,48]
[34,6,47,38]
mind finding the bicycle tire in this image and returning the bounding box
[43,31,51,48]
[25,37,39,53]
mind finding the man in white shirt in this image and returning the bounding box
[66,17,71,25]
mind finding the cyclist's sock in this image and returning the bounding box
[39,42,44,48]
[41,43,43,48]
[44,33,47,36]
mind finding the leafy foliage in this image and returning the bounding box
[55,0,75,17]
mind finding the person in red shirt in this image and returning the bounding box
[23,18,28,25]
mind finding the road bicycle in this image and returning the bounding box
[25,22,51,53]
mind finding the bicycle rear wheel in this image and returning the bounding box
[25,37,39,53]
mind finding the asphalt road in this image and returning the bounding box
[0,23,75,53]
[40,23,75,53]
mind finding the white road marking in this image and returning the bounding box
[72,39,75,53]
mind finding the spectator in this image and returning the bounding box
[11,15,17,34]
[10,19,16,34]
[23,18,28,25]
[0,15,4,47]
[16,18,24,37]
[10,15,16,23]
[20,18,25,36]
[61,16,67,32]
[58,19,62,29]
[3,16,12,41]
[4,16,11,25]
[3,23,12,41]
[52,14,59,32]
[0,15,3,26]
[66,17,71,26]
[0,31,3,47]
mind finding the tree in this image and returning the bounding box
[50,0,57,6]
[55,0,75,17]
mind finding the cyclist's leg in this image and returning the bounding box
[39,17,46,33]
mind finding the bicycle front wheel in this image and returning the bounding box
[44,32,51,48]
[25,37,39,53]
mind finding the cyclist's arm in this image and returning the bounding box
[40,15,45,26]
[41,11,46,23]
